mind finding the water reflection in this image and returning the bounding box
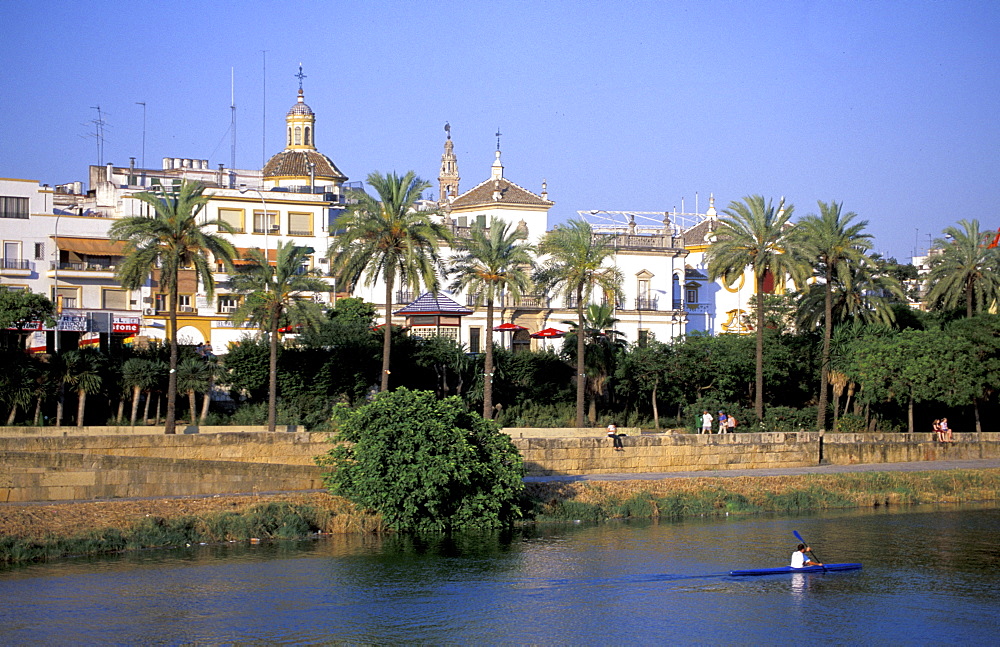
[2,503,999,645]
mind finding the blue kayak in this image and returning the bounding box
[729,563,862,576]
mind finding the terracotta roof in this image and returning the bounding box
[450,177,553,209]
[263,149,347,182]
[394,291,473,316]
[683,219,718,245]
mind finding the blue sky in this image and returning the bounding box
[2,0,997,260]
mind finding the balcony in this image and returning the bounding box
[47,261,117,278]
[515,294,549,309]
[1,259,31,276]
[635,297,659,311]
[395,290,415,304]
[288,229,313,237]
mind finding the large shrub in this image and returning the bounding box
[319,388,524,532]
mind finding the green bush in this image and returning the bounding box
[318,388,525,532]
[836,412,867,434]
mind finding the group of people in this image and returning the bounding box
[932,418,954,443]
[700,410,737,434]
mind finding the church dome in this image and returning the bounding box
[263,149,346,182]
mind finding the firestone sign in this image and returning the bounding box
[112,316,141,334]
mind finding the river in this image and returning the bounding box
[2,503,998,645]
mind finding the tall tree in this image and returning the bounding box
[706,195,806,421]
[448,217,534,418]
[62,348,105,428]
[925,219,1000,317]
[329,171,449,392]
[561,302,628,423]
[230,240,329,432]
[536,219,623,428]
[110,180,235,434]
[795,201,874,431]
[121,357,160,425]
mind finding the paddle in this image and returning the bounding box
[792,530,823,566]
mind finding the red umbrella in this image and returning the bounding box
[493,322,527,332]
[530,327,565,339]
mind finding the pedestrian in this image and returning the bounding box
[607,422,624,451]
[727,413,737,432]
[718,410,728,434]
[701,410,713,434]
[933,419,942,442]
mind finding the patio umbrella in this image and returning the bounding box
[530,327,565,338]
[493,322,527,350]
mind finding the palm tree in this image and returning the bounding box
[176,357,212,425]
[536,219,623,428]
[561,303,628,423]
[110,180,235,434]
[706,195,806,421]
[925,219,1000,317]
[795,201,874,431]
[62,348,104,427]
[329,171,449,392]
[230,240,329,431]
[122,357,160,425]
[448,217,534,418]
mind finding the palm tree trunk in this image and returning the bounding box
[165,287,179,434]
[56,382,65,426]
[77,389,86,428]
[576,285,586,429]
[268,309,278,432]
[652,375,659,430]
[130,385,141,425]
[483,298,495,419]
[974,399,982,433]
[754,273,764,421]
[817,268,833,431]
[381,278,394,392]
[907,396,914,433]
[33,395,42,426]
[188,390,197,425]
[143,390,152,424]
[6,405,17,425]
[117,398,125,423]
[154,393,162,425]
[200,377,213,425]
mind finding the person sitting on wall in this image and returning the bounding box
[790,544,822,568]
[940,417,953,443]
[607,422,624,451]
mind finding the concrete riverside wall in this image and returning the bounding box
[513,432,820,476]
[0,425,304,438]
[0,432,334,467]
[0,451,325,503]
[822,432,1000,465]
[502,427,644,439]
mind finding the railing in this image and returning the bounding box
[593,232,682,250]
[288,229,313,236]
[517,294,549,309]
[49,261,116,271]
[395,290,415,304]
[635,297,658,311]
[686,303,710,314]
[2,259,30,270]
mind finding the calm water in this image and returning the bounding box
[2,504,999,645]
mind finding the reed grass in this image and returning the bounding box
[524,469,1000,522]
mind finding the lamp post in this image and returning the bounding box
[239,184,272,287]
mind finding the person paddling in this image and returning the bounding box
[790,543,823,568]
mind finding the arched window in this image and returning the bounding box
[304,126,311,146]
[287,127,292,146]
[294,126,301,145]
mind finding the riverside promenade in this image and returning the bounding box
[524,458,1000,482]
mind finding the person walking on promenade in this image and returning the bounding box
[701,410,713,434]
[718,411,728,434]
[727,414,737,432]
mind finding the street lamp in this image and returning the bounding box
[239,184,274,284]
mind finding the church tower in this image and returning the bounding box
[438,123,460,204]
[263,65,347,190]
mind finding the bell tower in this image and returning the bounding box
[285,64,316,151]
[438,122,460,203]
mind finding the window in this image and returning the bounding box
[218,295,239,313]
[218,208,244,233]
[304,126,311,146]
[686,288,698,304]
[0,196,29,219]
[294,126,301,145]
[34,243,44,260]
[253,210,279,234]
[55,287,79,309]
[469,327,481,354]
[288,212,313,236]
[638,329,650,348]
[287,127,292,147]
[178,294,193,313]
[102,289,128,310]
[155,294,167,312]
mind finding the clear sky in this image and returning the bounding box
[2,0,997,260]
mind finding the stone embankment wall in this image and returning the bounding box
[2,427,998,503]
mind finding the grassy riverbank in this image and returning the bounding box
[3,469,1000,566]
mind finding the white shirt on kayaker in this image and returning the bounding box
[790,550,807,568]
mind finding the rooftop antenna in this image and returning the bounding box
[230,67,237,180]
[89,105,106,166]
[135,102,146,168]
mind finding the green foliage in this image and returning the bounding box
[836,412,867,433]
[0,287,55,332]
[319,388,524,532]
[223,336,270,401]
[925,219,1000,317]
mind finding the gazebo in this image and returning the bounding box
[394,292,473,343]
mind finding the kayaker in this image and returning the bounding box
[790,544,823,568]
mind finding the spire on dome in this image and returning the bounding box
[295,62,307,92]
